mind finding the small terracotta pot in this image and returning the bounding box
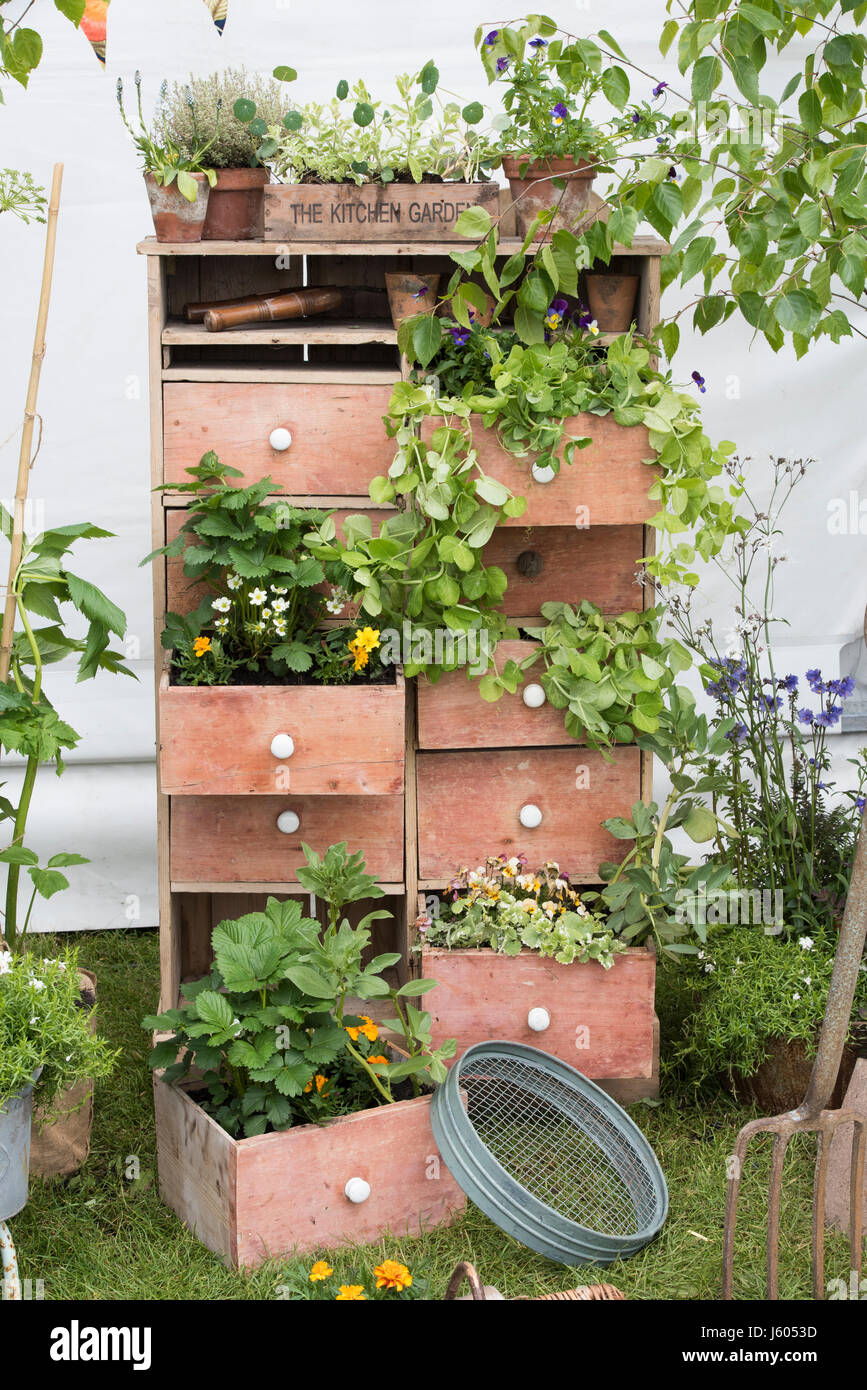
[502,155,595,238]
[732,1036,857,1114]
[203,167,269,241]
[585,273,639,333]
[145,172,210,243]
[385,272,440,329]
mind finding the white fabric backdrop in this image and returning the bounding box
[1,0,864,930]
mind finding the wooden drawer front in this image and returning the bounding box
[164,507,390,617]
[422,415,655,527]
[483,523,643,616]
[417,746,639,882]
[171,795,403,883]
[159,675,405,796]
[163,382,396,493]
[418,640,572,749]
[420,946,656,1079]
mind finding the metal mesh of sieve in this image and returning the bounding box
[458,1052,661,1237]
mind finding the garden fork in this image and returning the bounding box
[721,814,867,1299]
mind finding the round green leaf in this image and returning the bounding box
[353,102,375,128]
[233,97,256,123]
[273,66,298,83]
[462,101,484,125]
[336,79,349,100]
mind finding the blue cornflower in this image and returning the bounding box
[797,708,815,725]
[485,30,499,45]
[652,81,668,97]
[448,325,471,347]
[692,370,706,393]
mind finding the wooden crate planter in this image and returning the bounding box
[418,640,574,750]
[419,943,657,1083]
[263,182,499,243]
[153,1077,466,1268]
[159,660,405,796]
[170,794,404,884]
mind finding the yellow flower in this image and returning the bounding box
[336,1284,367,1300]
[366,1054,389,1066]
[193,636,212,657]
[374,1260,412,1292]
[346,1015,378,1042]
[356,626,381,652]
[347,636,370,672]
[309,1261,333,1282]
[303,1074,330,1095]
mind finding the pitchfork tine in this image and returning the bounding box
[722,1122,758,1299]
[812,1129,830,1300]
[766,1131,790,1300]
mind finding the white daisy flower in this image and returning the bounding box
[214,617,229,631]
[226,573,242,591]
[271,597,288,614]
[212,596,231,613]
[249,588,267,606]
[261,608,272,620]
[271,585,288,595]
[792,992,801,1002]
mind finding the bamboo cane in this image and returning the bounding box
[0,163,64,686]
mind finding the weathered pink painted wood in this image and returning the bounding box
[482,523,643,615]
[469,414,657,527]
[417,640,573,749]
[159,666,405,796]
[416,746,641,881]
[163,382,396,493]
[420,945,656,1079]
[154,1079,465,1267]
[170,794,404,882]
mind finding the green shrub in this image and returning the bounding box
[164,67,292,168]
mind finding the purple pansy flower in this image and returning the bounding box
[529,37,548,47]
[411,286,429,300]
[485,30,499,45]
[448,325,471,347]
[550,101,569,125]
[631,111,641,124]
[692,370,706,393]
[652,81,668,98]
[496,56,510,72]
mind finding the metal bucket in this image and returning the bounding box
[0,1072,40,1222]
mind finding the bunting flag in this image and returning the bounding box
[80,0,228,67]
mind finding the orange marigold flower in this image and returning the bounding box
[374,1260,412,1292]
[193,636,212,657]
[366,1055,389,1066]
[309,1261,333,1282]
[335,1284,367,1300]
[346,1015,378,1042]
[303,1074,330,1095]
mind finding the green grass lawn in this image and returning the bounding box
[10,928,858,1301]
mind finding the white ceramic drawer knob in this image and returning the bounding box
[276,810,300,834]
[270,732,295,759]
[527,1007,551,1032]
[522,683,546,709]
[269,427,293,452]
[519,803,543,829]
[344,1177,371,1204]
[531,462,556,484]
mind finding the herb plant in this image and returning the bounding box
[163,67,293,169]
[147,453,361,684]
[145,843,456,1138]
[421,854,624,967]
[0,168,46,223]
[270,66,497,185]
[0,948,117,1114]
[116,72,217,201]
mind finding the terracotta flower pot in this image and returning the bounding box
[502,155,596,238]
[144,172,210,243]
[385,272,440,329]
[444,288,496,328]
[732,1036,857,1114]
[202,167,269,241]
[585,273,639,333]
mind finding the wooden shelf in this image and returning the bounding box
[138,234,669,258]
[172,881,405,896]
[162,317,397,348]
[161,362,401,385]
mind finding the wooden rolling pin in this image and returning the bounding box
[203,287,342,332]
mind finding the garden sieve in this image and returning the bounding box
[431,1041,668,1266]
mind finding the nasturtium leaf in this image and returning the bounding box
[273,66,298,83]
[233,98,256,123]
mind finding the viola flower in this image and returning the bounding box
[448,325,471,346]
[652,81,668,97]
[529,37,548,47]
[667,165,678,180]
[631,111,641,124]
[411,285,429,299]
[335,1285,367,1301]
[192,636,212,658]
[309,1261,333,1282]
[691,370,706,393]
[212,595,232,613]
[550,101,568,126]
[374,1260,413,1292]
[496,56,510,72]
[484,29,499,44]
